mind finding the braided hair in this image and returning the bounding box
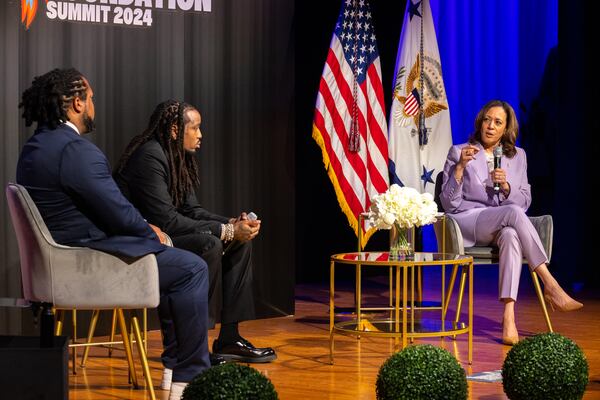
[19,68,88,129]
[116,100,200,208]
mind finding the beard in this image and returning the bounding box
[81,111,96,134]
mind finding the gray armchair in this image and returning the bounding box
[432,173,554,332]
[6,183,159,399]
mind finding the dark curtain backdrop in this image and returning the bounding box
[0,0,295,334]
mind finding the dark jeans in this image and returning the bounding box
[155,247,210,382]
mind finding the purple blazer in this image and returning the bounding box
[440,142,531,247]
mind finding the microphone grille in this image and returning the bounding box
[493,146,503,157]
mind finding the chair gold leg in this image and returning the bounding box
[143,308,148,353]
[109,309,117,357]
[55,310,64,336]
[81,310,100,367]
[468,261,473,364]
[130,320,135,366]
[72,309,77,375]
[117,309,139,388]
[531,270,553,332]
[132,312,156,400]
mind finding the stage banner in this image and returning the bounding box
[4,0,296,326]
[312,0,389,241]
[20,0,212,29]
[388,0,452,195]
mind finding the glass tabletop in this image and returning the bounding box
[331,252,472,265]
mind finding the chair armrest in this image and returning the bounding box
[49,248,160,310]
[433,213,553,261]
[528,215,553,263]
[433,214,465,255]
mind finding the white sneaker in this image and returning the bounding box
[169,382,188,400]
[161,368,173,390]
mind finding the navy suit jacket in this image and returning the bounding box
[16,124,165,257]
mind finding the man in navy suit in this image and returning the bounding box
[16,68,207,399]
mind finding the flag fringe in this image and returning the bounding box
[312,123,377,247]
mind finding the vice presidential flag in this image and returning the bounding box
[388,0,452,195]
[312,0,390,240]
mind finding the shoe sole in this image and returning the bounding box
[214,353,277,363]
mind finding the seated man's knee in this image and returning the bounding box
[240,240,252,252]
[201,235,223,259]
[172,248,208,279]
[185,253,208,278]
[159,248,209,293]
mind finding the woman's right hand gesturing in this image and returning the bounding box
[454,144,479,182]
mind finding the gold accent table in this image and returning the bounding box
[329,251,474,364]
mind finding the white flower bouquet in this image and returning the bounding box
[368,184,438,230]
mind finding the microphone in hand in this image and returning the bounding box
[493,146,503,192]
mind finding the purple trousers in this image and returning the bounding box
[474,205,548,301]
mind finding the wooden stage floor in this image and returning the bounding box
[69,268,600,399]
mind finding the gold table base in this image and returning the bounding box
[329,252,474,365]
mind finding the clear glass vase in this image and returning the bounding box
[389,223,414,260]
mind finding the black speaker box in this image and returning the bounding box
[0,335,68,400]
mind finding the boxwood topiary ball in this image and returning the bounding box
[376,344,467,400]
[182,363,278,400]
[502,333,588,400]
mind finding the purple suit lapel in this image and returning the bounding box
[468,142,489,187]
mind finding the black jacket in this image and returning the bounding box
[115,139,229,238]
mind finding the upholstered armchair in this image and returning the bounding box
[6,183,159,400]
[432,173,554,332]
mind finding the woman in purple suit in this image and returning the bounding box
[440,100,582,345]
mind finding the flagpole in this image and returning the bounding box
[418,0,427,147]
[416,0,427,255]
[349,0,360,153]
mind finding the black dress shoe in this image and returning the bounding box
[213,338,277,363]
[210,352,227,366]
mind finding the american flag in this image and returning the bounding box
[312,0,389,240]
[404,88,421,116]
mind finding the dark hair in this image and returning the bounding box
[115,100,200,208]
[468,100,518,158]
[19,68,88,129]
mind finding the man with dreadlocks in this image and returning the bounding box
[115,100,276,375]
[17,69,210,400]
